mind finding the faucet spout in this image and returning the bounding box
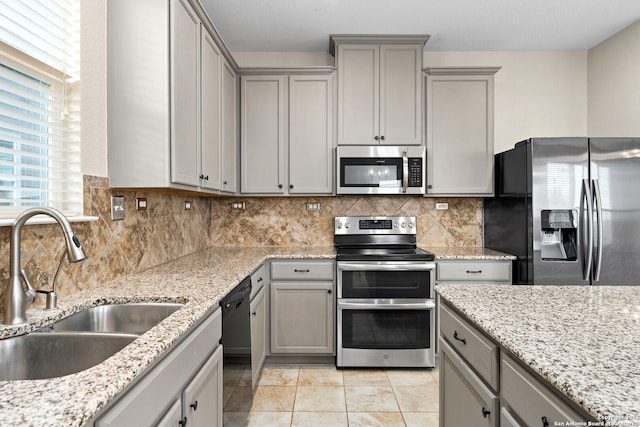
[3,207,87,325]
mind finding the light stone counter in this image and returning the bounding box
[427,246,516,260]
[0,246,334,427]
[436,284,640,424]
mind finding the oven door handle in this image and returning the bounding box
[337,300,436,310]
[338,263,434,272]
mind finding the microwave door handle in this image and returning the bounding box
[402,151,408,193]
[338,300,436,310]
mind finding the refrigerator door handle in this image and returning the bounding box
[593,179,603,281]
[581,179,594,281]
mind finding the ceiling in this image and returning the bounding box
[200,0,640,52]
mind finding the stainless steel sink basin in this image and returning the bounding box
[0,332,137,381]
[46,303,184,335]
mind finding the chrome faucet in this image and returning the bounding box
[3,207,87,325]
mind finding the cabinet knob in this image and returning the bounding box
[374,136,380,141]
[380,135,385,140]
[482,407,491,418]
[252,311,257,316]
[179,416,188,426]
[257,277,263,283]
[204,175,209,181]
[427,184,433,189]
[199,174,204,180]
[278,184,283,189]
[190,400,198,411]
[223,180,228,185]
[289,184,294,189]
[327,289,332,294]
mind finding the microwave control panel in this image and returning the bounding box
[408,158,423,187]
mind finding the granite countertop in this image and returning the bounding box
[436,284,640,424]
[0,246,334,427]
[427,246,516,260]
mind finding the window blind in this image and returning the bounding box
[0,0,81,217]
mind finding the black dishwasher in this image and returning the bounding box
[220,277,252,367]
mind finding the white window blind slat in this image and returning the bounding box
[0,0,81,218]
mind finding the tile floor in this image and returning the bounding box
[223,366,439,427]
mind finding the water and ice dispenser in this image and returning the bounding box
[540,209,578,261]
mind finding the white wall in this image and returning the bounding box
[424,51,588,153]
[80,0,108,177]
[588,20,640,136]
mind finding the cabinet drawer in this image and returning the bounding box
[501,354,589,426]
[437,260,511,283]
[271,260,334,281]
[250,263,268,300]
[440,302,499,390]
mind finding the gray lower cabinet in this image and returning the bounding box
[436,260,512,285]
[439,299,594,427]
[250,284,267,386]
[270,260,335,354]
[95,308,223,427]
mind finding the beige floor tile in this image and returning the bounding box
[430,367,440,384]
[224,411,292,427]
[257,367,300,386]
[403,412,439,427]
[292,411,349,427]
[224,386,254,412]
[294,386,347,412]
[224,367,249,387]
[298,367,344,386]
[393,385,439,412]
[251,385,297,411]
[386,368,438,386]
[348,412,406,427]
[223,386,236,408]
[342,369,390,386]
[345,386,399,412]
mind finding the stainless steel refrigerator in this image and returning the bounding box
[484,137,640,285]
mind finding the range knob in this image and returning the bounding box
[345,222,350,229]
[337,222,343,229]
[401,222,407,228]
[393,221,399,228]
[408,222,415,229]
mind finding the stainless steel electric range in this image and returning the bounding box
[334,216,436,368]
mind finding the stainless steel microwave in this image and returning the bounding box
[336,146,426,195]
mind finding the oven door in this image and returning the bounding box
[337,299,436,367]
[337,261,435,299]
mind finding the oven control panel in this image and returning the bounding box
[334,216,416,235]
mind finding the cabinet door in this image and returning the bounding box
[241,76,286,193]
[440,339,498,427]
[270,282,334,354]
[182,345,223,427]
[170,0,200,187]
[221,59,237,193]
[379,45,422,145]
[337,44,379,145]
[426,73,494,195]
[288,75,333,194]
[250,285,267,387]
[200,27,222,190]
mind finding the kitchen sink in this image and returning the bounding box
[44,303,184,335]
[0,332,138,381]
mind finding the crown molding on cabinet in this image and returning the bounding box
[191,0,240,72]
[238,66,336,75]
[329,34,431,56]
[423,66,502,76]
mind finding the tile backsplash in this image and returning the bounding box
[0,176,482,305]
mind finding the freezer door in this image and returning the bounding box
[590,138,640,285]
[531,138,590,285]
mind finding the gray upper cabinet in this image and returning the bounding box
[240,73,334,195]
[333,35,429,146]
[107,0,237,194]
[424,67,500,196]
[221,59,238,193]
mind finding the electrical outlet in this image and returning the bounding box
[136,198,147,210]
[435,202,449,211]
[306,202,321,211]
[232,202,246,210]
[184,201,192,211]
[111,196,125,220]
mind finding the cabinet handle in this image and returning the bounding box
[179,416,188,426]
[542,416,549,427]
[190,400,198,411]
[204,175,209,181]
[482,407,491,418]
[374,136,380,141]
[199,174,204,180]
[257,277,263,283]
[380,135,385,141]
[466,270,482,274]
[327,289,332,294]
[252,311,257,316]
[453,330,467,345]
[294,269,310,273]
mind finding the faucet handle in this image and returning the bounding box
[19,269,37,304]
[36,290,57,310]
